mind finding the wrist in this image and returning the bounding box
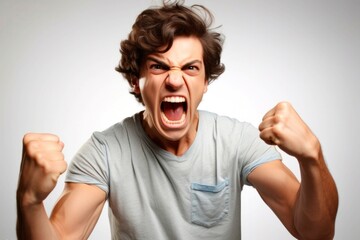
[299,134,322,161]
[298,142,324,172]
[17,189,43,209]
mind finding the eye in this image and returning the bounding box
[183,65,200,76]
[187,66,199,70]
[149,64,168,74]
[150,64,164,70]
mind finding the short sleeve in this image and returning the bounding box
[65,132,110,195]
[239,123,282,186]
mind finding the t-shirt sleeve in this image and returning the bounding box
[239,123,282,186]
[65,132,110,195]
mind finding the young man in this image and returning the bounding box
[17,2,338,239]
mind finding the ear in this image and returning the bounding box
[203,80,209,93]
[132,78,140,94]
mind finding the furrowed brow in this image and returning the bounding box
[181,60,202,70]
[146,57,170,69]
[146,57,202,70]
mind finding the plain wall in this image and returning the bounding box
[1,0,359,239]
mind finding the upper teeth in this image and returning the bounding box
[163,96,185,103]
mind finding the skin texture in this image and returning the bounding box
[135,36,208,156]
[17,133,106,239]
[16,38,338,239]
[251,102,338,239]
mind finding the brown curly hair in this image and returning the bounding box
[115,0,225,104]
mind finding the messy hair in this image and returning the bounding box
[115,0,225,103]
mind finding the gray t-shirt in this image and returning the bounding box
[66,110,281,239]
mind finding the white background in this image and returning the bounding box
[1,0,359,239]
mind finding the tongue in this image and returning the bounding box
[162,102,184,121]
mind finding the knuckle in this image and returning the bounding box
[51,134,60,142]
[272,124,283,137]
[41,161,53,175]
[27,140,39,149]
[273,114,286,125]
[23,133,60,145]
[273,114,281,123]
[34,152,45,165]
[277,101,291,111]
[278,101,290,106]
[23,133,35,145]
[274,110,289,123]
[23,133,30,143]
[25,141,39,157]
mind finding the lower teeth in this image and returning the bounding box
[161,112,186,125]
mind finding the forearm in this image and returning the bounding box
[294,147,338,239]
[17,193,60,240]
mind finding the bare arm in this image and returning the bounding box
[294,148,338,238]
[248,160,301,238]
[17,133,106,239]
[51,183,106,239]
[249,102,338,239]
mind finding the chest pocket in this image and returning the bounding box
[191,179,229,228]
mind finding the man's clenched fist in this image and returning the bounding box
[259,102,321,161]
[18,133,67,206]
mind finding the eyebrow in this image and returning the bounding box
[146,56,202,69]
[146,57,170,69]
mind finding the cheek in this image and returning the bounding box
[191,87,206,106]
[139,79,160,108]
[138,78,145,91]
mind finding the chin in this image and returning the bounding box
[159,128,188,142]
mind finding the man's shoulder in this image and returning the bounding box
[91,112,140,143]
[199,110,251,128]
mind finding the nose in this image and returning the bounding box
[165,66,184,90]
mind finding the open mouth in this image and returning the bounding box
[160,96,187,125]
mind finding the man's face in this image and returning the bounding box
[136,36,208,149]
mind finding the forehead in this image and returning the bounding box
[148,36,204,65]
